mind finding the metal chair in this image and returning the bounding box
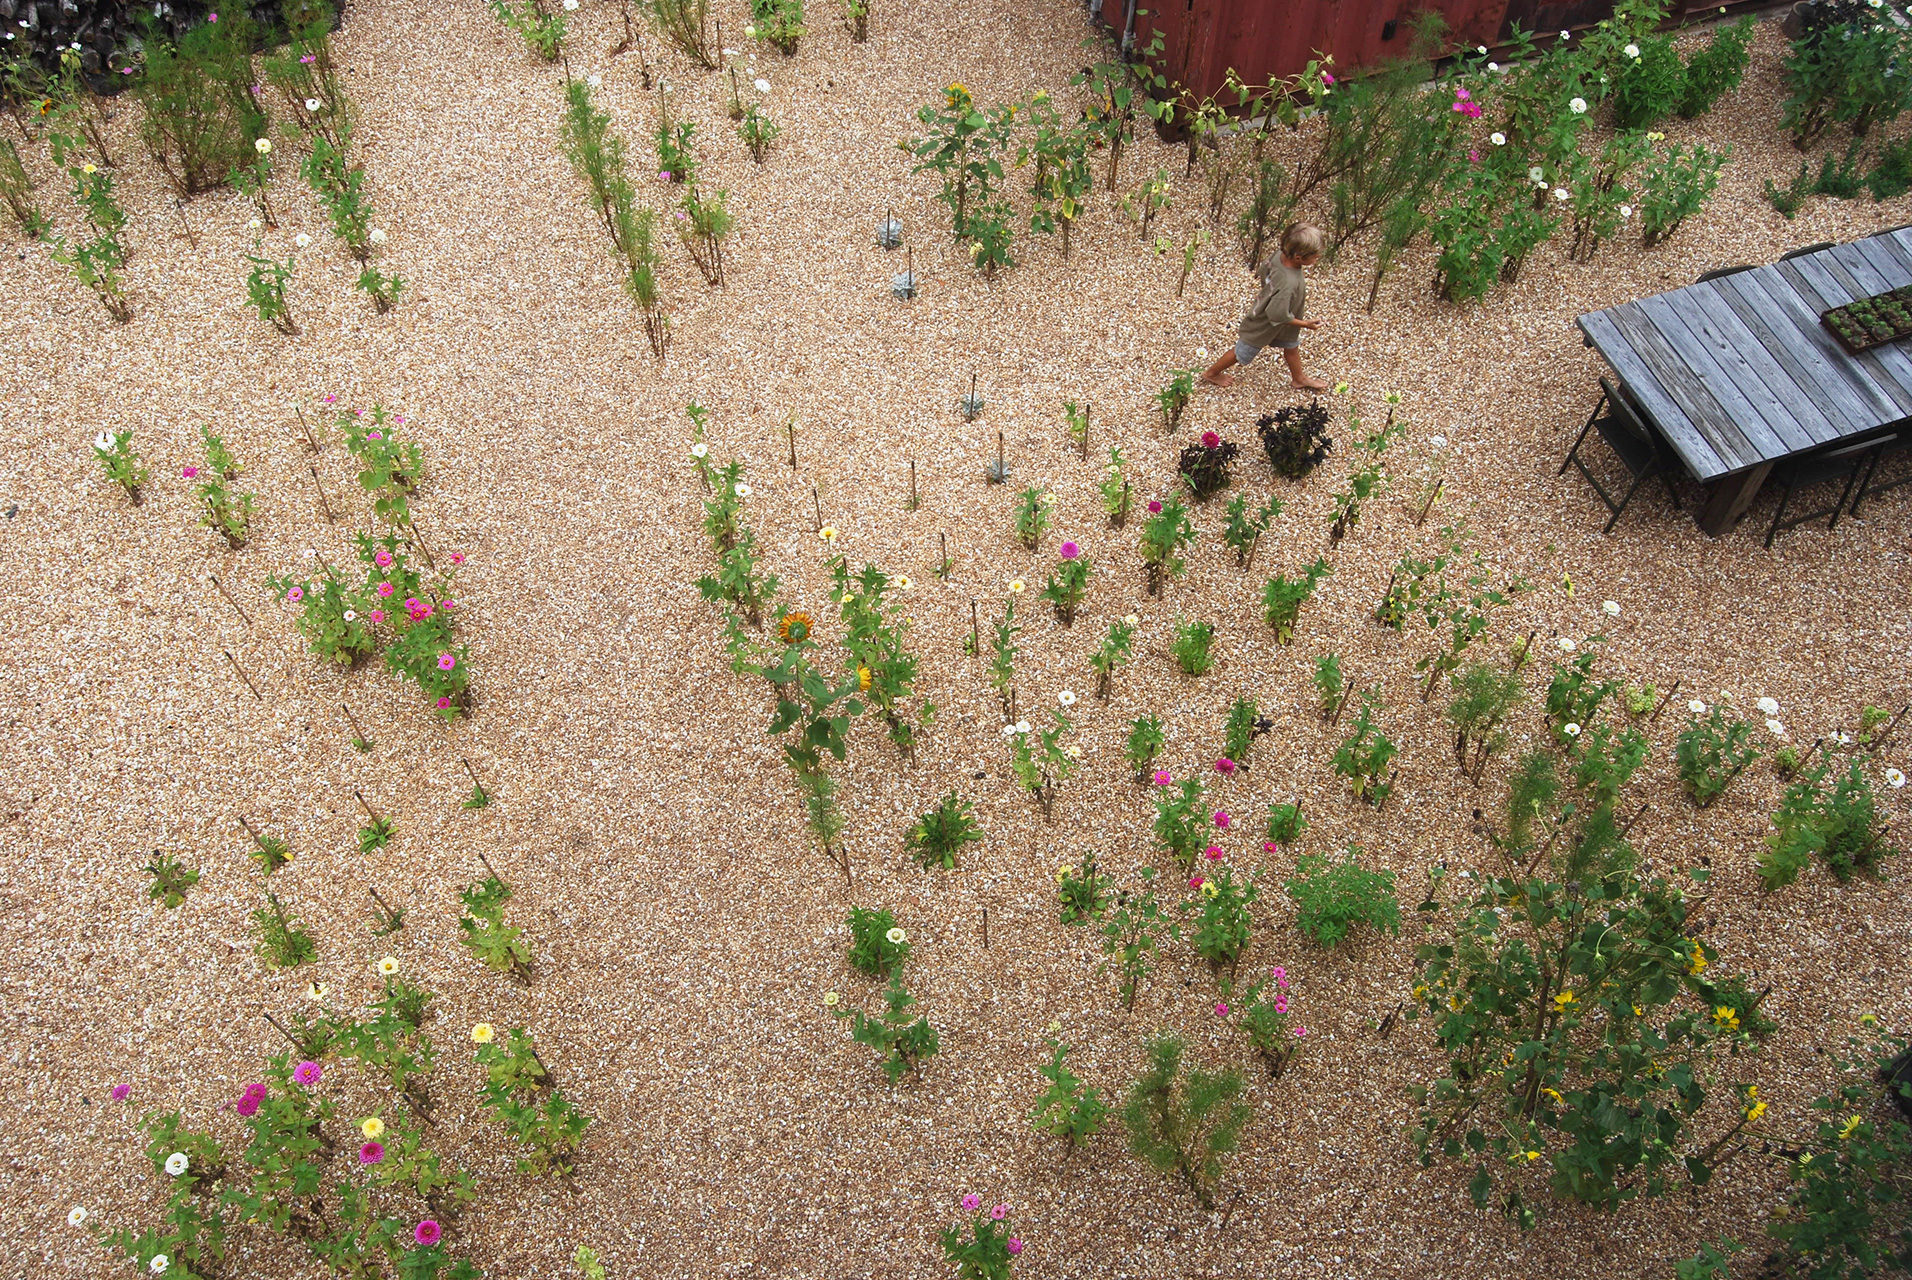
[1849,433,1912,515]
[1780,241,1837,261]
[1763,442,1870,547]
[1559,377,1684,533]
[1696,264,1758,283]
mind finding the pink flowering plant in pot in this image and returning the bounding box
[940,1195,1023,1279]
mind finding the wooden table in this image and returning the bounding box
[1577,227,1912,535]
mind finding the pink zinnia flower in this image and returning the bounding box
[292,1061,321,1085]
[435,696,451,710]
[1322,71,1334,85]
[375,550,393,568]
[1146,499,1163,514]
[659,170,672,181]
[1059,541,1080,560]
[1293,1025,1308,1039]
[1213,811,1231,830]
[449,552,466,566]
[111,1084,130,1101]
[235,1093,261,1117]
[287,586,304,602]
[439,599,455,610]
[404,597,421,612]
[359,1141,384,1164]
[1152,769,1171,786]
[1201,430,1220,448]
[377,582,394,598]
[322,394,336,404]
[182,465,199,479]
[300,54,316,64]
[1271,965,1286,982]
[1189,875,1204,889]
[1214,757,1236,775]
[369,609,385,624]
[961,1193,981,1212]
[414,1220,441,1247]
[437,653,456,671]
[207,11,217,21]
[1215,1002,1229,1016]
[990,1204,1009,1221]
[1468,149,1480,163]
[367,430,382,441]
[1274,992,1288,1014]
[1263,840,1278,854]
[1007,1239,1023,1256]
[1204,845,1224,861]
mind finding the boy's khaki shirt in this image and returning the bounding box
[1238,260,1306,347]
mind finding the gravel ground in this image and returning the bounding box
[3,3,1910,1278]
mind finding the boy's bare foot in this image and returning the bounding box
[1201,371,1238,388]
[1291,376,1329,391]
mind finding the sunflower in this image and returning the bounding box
[777,611,814,644]
[857,666,872,691]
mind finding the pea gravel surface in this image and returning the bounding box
[3,2,1910,1278]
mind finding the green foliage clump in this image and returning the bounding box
[1029,1040,1108,1145]
[1124,713,1166,776]
[1678,16,1755,118]
[846,905,911,977]
[252,891,318,969]
[1760,762,1899,890]
[1610,36,1686,130]
[1675,706,1760,806]
[832,976,938,1083]
[1122,1032,1250,1208]
[458,874,532,982]
[1263,558,1331,643]
[146,852,199,908]
[1284,848,1399,947]
[906,790,983,870]
[1169,617,1216,675]
[1056,851,1112,925]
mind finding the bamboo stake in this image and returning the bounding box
[908,459,918,510]
[1866,703,1908,755]
[342,702,372,747]
[310,466,336,523]
[812,485,823,532]
[460,757,488,805]
[970,599,979,655]
[209,575,253,626]
[1081,402,1090,459]
[223,650,263,699]
[787,414,797,468]
[1510,628,1539,674]
[293,402,320,452]
[982,905,989,949]
[354,789,382,824]
[1648,678,1683,725]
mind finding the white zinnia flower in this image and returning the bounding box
[93,430,115,451]
[1123,613,1138,626]
[1490,132,1506,145]
[885,927,906,944]
[1015,720,1031,735]
[68,1207,87,1227]
[1429,434,1448,451]
[1619,205,1633,219]
[150,1256,169,1275]
[1756,696,1780,715]
[1560,29,1571,39]
[1624,43,1640,58]
[1488,61,1500,71]
[744,23,757,36]
[1008,578,1026,593]
[690,442,707,458]
[1568,97,1588,114]
[563,0,578,8]
[1066,745,1082,758]
[1886,767,1905,788]
[1564,722,1582,737]
[1196,346,1209,360]
[733,482,751,498]
[1557,636,1576,651]
[1001,723,1017,737]
[1553,186,1571,202]
[369,228,387,245]
[1058,690,1077,706]
[1601,600,1620,616]
[1766,718,1787,737]
[255,138,272,155]
[304,97,321,112]
[294,233,312,248]
[164,1153,189,1177]
[754,78,771,93]
[1529,165,1546,183]
[342,610,357,622]
[1688,699,1708,714]
[377,956,399,975]
[247,217,261,230]
[895,576,912,590]
[1477,44,1487,53]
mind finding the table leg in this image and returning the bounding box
[1698,462,1773,536]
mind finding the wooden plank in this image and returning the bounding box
[1578,310,1729,478]
[1605,304,1751,477]
[1779,258,1912,415]
[1850,234,1912,292]
[1819,246,1912,404]
[1719,268,1896,430]
[1635,294,1785,466]
[1669,285,1831,449]
[1865,229,1912,278]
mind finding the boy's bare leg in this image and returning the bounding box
[1284,347,1328,391]
[1200,350,1240,387]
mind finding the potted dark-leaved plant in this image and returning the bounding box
[1178,430,1238,502]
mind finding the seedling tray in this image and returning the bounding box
[1822,284,1912,355]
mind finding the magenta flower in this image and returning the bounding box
[414,1220,441,1247]
[235,1094,260,1117]
[439,599,455,610]
[359,1141,385,1165]
[1059,541,1080,560]
[1263,841,1279,855]
[659,170,672,181]
[1468,148,1480,163]
[1188,874,1204,889]
[1454,87,1470,101]
[369,609,385,624]
[1146,499,1163,514]
[182,465,199,479]
[1213,811,1231,830]
[292,1061,321,1085]
[111,1084,130,1101]
[1201,430,1220,448]
[436,653,456,671]
[449,552,466,566]
[961,1193,981,1212]
[376,582,394,598]
[1271,965,1286,982]
[1007,1239,1024,1256]
[1152,769,1172,786]
[990,1204,1009,1221]
[322,395,336,404]
[1204,845,1224,861]
[1214,757,1236,775]
[354,409,363,416]
[404,597,421,612]
[367,430,383,441]
[435,696,452,710]
[1321,71,1334,85]
[287,586,304,602]
[1215,1001,1229,1016]
[1274,992,1288,1014]
[300,54,316,64]
[375,549,393,568]
[207,11,218,21]
[1293,1025,1309,1039]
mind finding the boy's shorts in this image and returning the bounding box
[1235,338,1296,365]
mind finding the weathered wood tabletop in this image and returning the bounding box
[1577,226,1912,534]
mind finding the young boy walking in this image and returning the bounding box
[1202,222,1329,391]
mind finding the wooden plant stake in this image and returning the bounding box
[969,599,979,655]
[366,885,407,934]
[354,789,384,826]
[223,650,263,700]
[209,575,253,627]
[787,414,797,468]
[1647,678,1683,725]
[1415,480,1444,527]
[812,485,823,532]
[342,702,373,751]
[1618,801,1650,841]
[1510,629,1539,674]
[261,1011,304,1052]
[938,530,950,577]
[475,850,504,882]
[460,757,489,805]
[1081,402,1091,460]
[1867,703,1908,755]
[907,459,919,511]
[294,402,320,453]
[310,466,336,523]
[981,905,989,950]
[171,197,197,249]
[408,521,438,570]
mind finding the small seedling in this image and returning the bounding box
[252,890,318,968]
[906,790,984,870]
[145,851,199,908]
[367,886,407,936]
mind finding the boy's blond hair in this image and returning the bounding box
[1280,222,1325,260]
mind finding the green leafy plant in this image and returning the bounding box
[145,851,199,908]
[826,556,929,755]
[906,791,983,870]
[750,0,807,54]
[47,160,131,322]
[1151,776,1209,867]
[1285,848,1399,947]
[1030,1039,1108,1145]
[242,243,299,336]
[1181,861,1258,966]
[1138,495,1197,596]
[1090,614,1136,699]
[1637,141,1729,248]
[1312,652,1348,721]
[847,905,911,977]
[91,428,148,503]
[832,975,938,1083]
[251,891,318,968]
[134,7,261,198]
[678,183,733,286]
[475,1028,591,1176]
[985,594,1021,718]
[0,137,48,237]
[193,425,255,551]
[1013,485,1052,551]
[1222,693,1265,769]
[1679,16,1755,117]
[489,0,567,61]
[1263,558,1331,644]
[1100,445,1131,526]
[939,1199,1019,1278]
[1332,693,1397,805]
[1760,761,1900,890]
[1225,966,1304,1076]
[1447,661,1524,780]
[1676,706,1760,807]
[1169,617,1216,676]
[1041,543,1092,626]
[738,103,780,163]
[1780,4,1912,146]
[1125,714,1165,777]
[1007,709,1076,820]
[648,0,718,68]
[561,78,668,357]
[1122,1032,1250,1208]
[1154,369,1195,432]
[1265,800,1307,849]
[1221,493,1280,567]
[458,873,532,983]
[1100,867,1167,1009]
[1610,35,1685,129]
[1328,415,1404,544]
[1056,851,1112,925]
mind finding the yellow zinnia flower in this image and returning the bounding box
[857,666,872,691]
[1712,1006,1741,1030]
[361,1117,385,1140]
[1552,990,1577,1011]
[470,1022,494,1044]
[1746,1100,1767,1122]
